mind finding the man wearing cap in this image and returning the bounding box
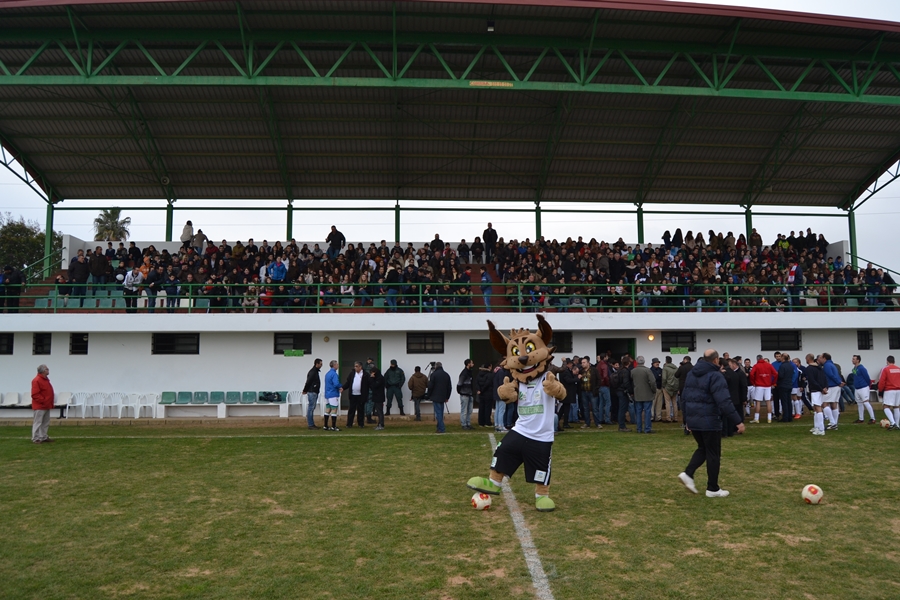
[650,358,664,422]
[384,359,407,416]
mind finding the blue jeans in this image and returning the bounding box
[306,392,318,427]
[568,402,579,423]
[326,246,339,261]
[598,386,611,423]
[459,394,473,427]
[617,391,635,429]
[483,289,491,312]
[581,390,601,426]
[434,401,446,432]
[494,399,506,430]
[386,289,398,311]
[634,400,652,433]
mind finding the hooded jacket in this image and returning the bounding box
[662,362,679,395]
[682,359,743,432]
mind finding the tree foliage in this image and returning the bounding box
[0,212,62,272]
[93,207,131,241]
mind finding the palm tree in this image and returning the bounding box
[93,207,131,241]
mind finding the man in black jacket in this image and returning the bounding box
[776,354,795,423]
[558,360,578,430]
[427,362,452,434]
[1,265,25,313]
[723,358,749,436]
[805,353,828,436]
[302,358,323,429]
[482,223,498,262]
[369,367,386,430]
[678,349,745,498]
[344,362,369,428]
[475,363,494,427]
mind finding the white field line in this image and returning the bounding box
[489,433,555,600]
[0,432,465,440]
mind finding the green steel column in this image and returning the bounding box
[535,201,542,239]
[744,206,753,240]
[286,200,294,240]
[636,205,644,244]
[165,200,174,242]
[394,202,400,244]
[848,209,858,269]
[43,201,54,278]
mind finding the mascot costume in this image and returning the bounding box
[467,315,567,512]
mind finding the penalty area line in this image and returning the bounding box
[489,433,554,600]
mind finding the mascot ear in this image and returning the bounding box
[536,314,553,345]
[487,320,510,356]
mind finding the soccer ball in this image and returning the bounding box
[801,484,823,504]
[471,492,492,510]
[881,419,892,429]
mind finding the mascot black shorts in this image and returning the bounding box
[490,429,552,485]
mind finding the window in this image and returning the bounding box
[407,332,444,354]
[152,333,199,355]
[274,332,312,355]
[857,330,873,351]
[70,333,89,355]
[661,331,696,353]
[553,331,573,354]
[884,329,900,354]
[760,330,801,352]
[0,333,12,355]
[33,333,51,355]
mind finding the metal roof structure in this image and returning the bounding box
[1,0,900,249]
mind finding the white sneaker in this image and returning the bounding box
[678,472,698,494]
[812,429,825,436]
[750,420,759,424]
[706,489,730,498]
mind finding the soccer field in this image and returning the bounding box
[2,421,898,599]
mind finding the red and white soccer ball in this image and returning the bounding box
[881,419,892,429]
[801,484,824,505]
[471,492,492,510]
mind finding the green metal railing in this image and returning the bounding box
[22,246,66,282]
[17,281,897,314]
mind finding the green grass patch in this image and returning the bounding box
[2,421,899,599]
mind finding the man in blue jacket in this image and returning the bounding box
[820,353,844,430]
[323,360,342,431]
[678,349,745,498]
[850,355,876,424]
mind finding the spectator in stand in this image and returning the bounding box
[68,253,90,307]
[127,241,142,267]
[180,220,193,251]
[1,265,25,313]
[483,223,498,262]
[145,264,164,314]
[325,226,345,261]
[88,246,108,291]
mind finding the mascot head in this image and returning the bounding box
[488,314,556,384]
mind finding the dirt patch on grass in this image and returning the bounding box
[609,517,630,528]
[721,542,752,551]
[488,568,507,578]
[705,520,731,531]
[569,548,598,560]
[37,479,58,485]
[447,575,471,586]
[179,567,213,577]
[98,582,150,596]
[682,548,708,557]
[891,519,900,535]
[772,532,814,547]
[587,535,613,545]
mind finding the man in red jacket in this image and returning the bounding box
[877,355,900,430]
[748,355,778,424]
[31,364,55,444]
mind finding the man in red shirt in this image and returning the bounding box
[748,354,778,424]
[31,364,55,444]
[877,355,900,430]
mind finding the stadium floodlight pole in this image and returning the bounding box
[743,205,752,240]
[286,199,294,240]
[636,203,644,244]
[848,209,858,269]
[165,198,175,242]
[43,201,54,278]
[535,200,542,239]
[394,200,401,244]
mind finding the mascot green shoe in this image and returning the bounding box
[467,476,502,495]
[535,496,556,512]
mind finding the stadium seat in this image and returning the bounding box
[225,391,240,405]
[120,393,141,418]
[846,298,859,308]
[277,391,288,403]
[66,392,89,418]
[176,391,192,405]
[93,290,109,298]
[101,392,125,418]
[98,298,113,309]
[287,390,303,409]
[54,391,72,408]
[257,391,270,403]
[1,392,19,407]
[209,391,225,404]
[33,298,49,309]
[160,391,177,405]
[373,298,385,308]
[241,391,258,404]
[112,298,125,310]
[139,393,158,418]
[85,392,106,418]
[194,299,210,310]
[110,289,124,298]
[192,391,209,404]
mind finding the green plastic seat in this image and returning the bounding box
[33,298,49,309]
[589,299,598,307]
[94,290,109,298]
[225,391,240,404]
[176,391,192,405]
[373,298,385,308]
[194,299,210,310]
[112,298,125,310]
[98,298,113,309]
[110,289,124,298]
[277,391,288,403]
[257,391,270,403]
[209,391,225,404]
[160,391,177,405]
[241,391,258,404]
[192,391,208,404]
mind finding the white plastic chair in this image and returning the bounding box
[119,393,141,418]
[66,392,89,418]
[55,392,73,408]
[102,392,125,418]
[287,390,304,412]
[1,392,18,407]
[138,393,158,418]
[84,392,106,418]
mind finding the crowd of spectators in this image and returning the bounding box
[39,222,898,313]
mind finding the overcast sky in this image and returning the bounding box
[1,0,898,272]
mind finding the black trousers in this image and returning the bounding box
[685,430,722,492]
[477,393,492,426]
[124,288,140,313]
[347,394,365,427]
[777,387,793,421]
[373,401,384,427]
